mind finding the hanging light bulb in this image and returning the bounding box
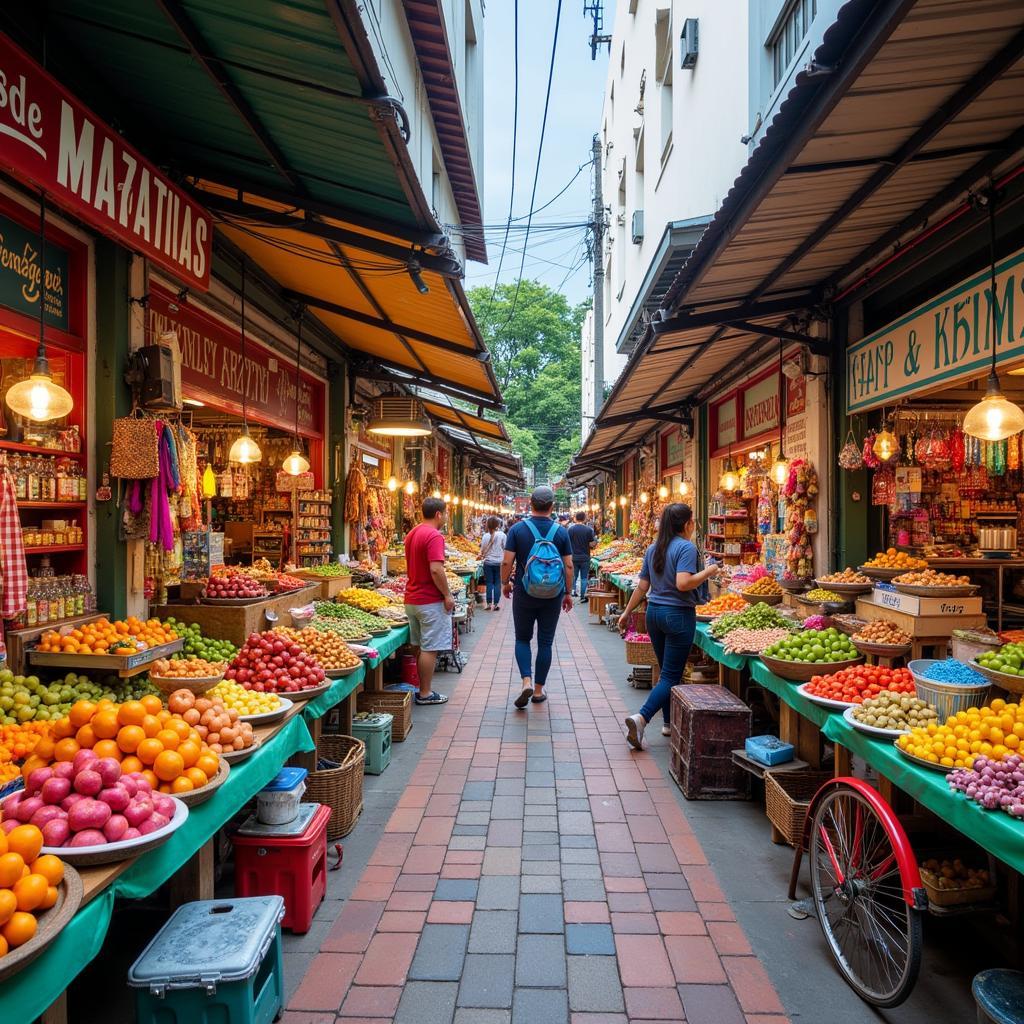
[405,480,416,495]
[872,422,898,463]
[453,496,460,506]
[282,312,310,476]
[769,337,789,485]
[6,196,74,423]
[228,260,262,464]
[432,489,441,499]
[658,485,669,500]
[639,490,649,504]
[387,476,399,492]
[282,448,310,476]
[443,493,451,503]
[719,449,739,491]
[680,479,691,497]
[618,495,627,508]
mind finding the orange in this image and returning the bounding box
[51,717,75,739]
[136,738,164,766]
[34,737,55,760]
[177,741,201,769]
[2,911,37,948]
[94,739,121,761]
[141,715,162,738]
[0,834,6,857]
[140,694,164,715]
[0,854,26,888]
[185,767,209,789]
[117,725,145,754]
[157,710,171,724]
[120,756,144,775]
[141,769,159,790]
[53,737,80,762]
[0,889,15,925]
[30,855,63,887]
[155,729,180,751]
[75,724,97,749]
[171,776,195,794]
[96,699,116,712]
[196,754,219,779]
[0,935,6,957]
[39,885,59,910]
[13,874,47,912]
[91,710,119,740]
[154,750,184,782]
[169,718,192,741]
[117,700,147,727]
[157,783,172,794]
[6,827,42,864]
[68,701,97,728]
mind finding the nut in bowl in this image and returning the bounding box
[742,577,783,605]
[148,657,226,695]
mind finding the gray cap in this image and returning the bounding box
[531,485,555,508]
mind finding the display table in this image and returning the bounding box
[693,622,750,695]
[360,624,411,694]
[927,557,1024,632]
[293,572,353,600]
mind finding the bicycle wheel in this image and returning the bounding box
[808,785,923,1007]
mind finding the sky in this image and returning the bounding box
[464,0,613,306]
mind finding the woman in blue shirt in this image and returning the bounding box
[617,503,720,750]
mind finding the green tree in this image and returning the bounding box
[469,280,588,481]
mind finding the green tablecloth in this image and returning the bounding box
[608,572,639,595]
[694,622,751,671]
[748,660,1024,876]
[365,624,410,662]
[300,669,366,721]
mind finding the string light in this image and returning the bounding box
[387,476,399,492]
[639,490,649,504]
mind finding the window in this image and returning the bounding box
[654,8,673,164]
[770,0,817,89]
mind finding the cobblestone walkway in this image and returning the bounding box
[284,606,789,1024]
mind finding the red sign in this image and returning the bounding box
[148,286,324,439]
[787,373,806,416]
[0,36,212,290]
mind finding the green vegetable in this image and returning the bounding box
[762,627,858,663]
[710,604,797,639]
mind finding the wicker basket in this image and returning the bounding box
[358,690,413,741]
[305,734,365,839]
[384,554,407,576]
[625,638,659,668]
[764,768,833,846]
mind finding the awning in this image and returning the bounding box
[420,400,509,443]
[573,0,1024,475]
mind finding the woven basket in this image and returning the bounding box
[385,555,407,575]
[305,734,365,839]
[625,638,659,668]
[764,768,832,846]
[358,690,413,741]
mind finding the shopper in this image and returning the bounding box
[567,510,597,600]
[502,486,573,709]
[479,515,507,610]
[403,496,455,706]
[617,503,719,749]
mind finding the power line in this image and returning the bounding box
[508,157,594,223]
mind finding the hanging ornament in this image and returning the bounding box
[994,439,1007,476]
[951,428,965,473]
[872,423,899,463]
[838,430,863,470]
[202,464,217,498]
[1009,433,1020,472]
[862,430,881,469]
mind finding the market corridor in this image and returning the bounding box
[283,607,787,1024]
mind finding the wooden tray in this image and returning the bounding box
[222,741,260,763]
[325,663,361,678]
[741,591,782,605]
[281,680,333,702]
[27,637,184,674]
[0,863,83,984]
[858,565,924,581]
[240,696,292,724]
[177,756,230,807]
[892,583,978,597]
[150,672,225,696]
[759,653,863,682]
[814,579,873,595]
[779,578,812,592]
[367,626,392,637]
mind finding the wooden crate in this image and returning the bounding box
[669,685,751,800]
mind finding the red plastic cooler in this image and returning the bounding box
[234,803,330,933]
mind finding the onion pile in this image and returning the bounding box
[947,753,1024,819]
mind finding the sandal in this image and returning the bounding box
[513,687,533,709]
[530,692,547,704]
[415,691,449,706]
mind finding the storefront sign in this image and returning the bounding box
[743,375,779,436]
[0,36,211,290]
[0,212,68,329]
[787,373,806,416]
[847,243,1024,413]
[148,287,324,438]
[660,425,686,470]
[714,397,737,449]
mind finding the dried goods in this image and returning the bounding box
[852,621,912,646]
[862,549,928,570]
[150,658,225,680]
[696,593,747,616]
[710,604,796,638]
[804,589,843,603]
[818,568,871,584]
[744,576,782,596]
[722,627,794,654]
[272,627,361,671]
[893,569,971,587]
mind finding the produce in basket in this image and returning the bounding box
[338,588,391,612]
[897,697,1023,769]
[166,690,255,755]
[947,753,1024,818]
[160,620,238,662]
[976,642,1024,678]
[919,857,992,890]
[862,549,928,570]
[313,602,393,632]
[308,616,375,641]
[762,628,858,663]
[851,692,937,731]
[803,588,844,604]
[744,576,782,597]
[226,632,327,693]
[696,593,747,616]
[0,824,68,952]
[150,657,226,680]
[275,574,308,592]
[804,665,914,704]
[207,679,280,716]
[272,627,361,671]
[921,659,987,686]
[203,573,267,600]
[299,563,351,578]
[1,671,161,727]
[852,620,912,647]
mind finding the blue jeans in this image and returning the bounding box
[483,563,502,605]
[640,603,696,724]
[572,560,590,598]
[512,597,561,687]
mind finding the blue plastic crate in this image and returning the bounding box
[745,735,794,767]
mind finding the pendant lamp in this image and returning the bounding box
[658,484,669,500]
[229,260,262,464]
[872,418,899,463]
[282,311,310,476]
[963,191,1024,441]
[639,490,649,504]
[770,337,790,485]
[6,195,74,423]
[367,394,432,437]
[720,449,739,491]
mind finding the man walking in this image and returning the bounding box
[501,486,573,709]
[567,510,597,601]
[404,496,455,706]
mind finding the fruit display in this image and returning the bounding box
[35,617,177,656]
[1,724,52,787]
[313,602,393,632]
[805,665,915,704]
[161,619,238,663]
[721,627,794,655]
[852,620,912,647]
[803,588,844,603]
[375,605,409,622]
[298,563,352,578]
[919,857,992,891]
[818,568,872,584]
[802,615,829,630]
[308,617,373,641]
[0,671,160,725]
[976,642,1024,678]
[696,593,747,617]
[763,628,858,664]
[275,574,308,592]
[272,627,361,671]
[947,754,1024,818]
[0,824,67,953]
[2,754,179,847]
[203,573,267,600]
[206,680,281,717]
[892,569,971,587]
[150,658,226,680]
[377,576,408,600]
[896,698,1024,768]
[921,659,988,686]
[709,604,796,639]
[744,576,783,597]
[851,692,937,731]
[862,549,928,570]
[225,632,327,693]
[338,588,391,612]
[165,690,255,755]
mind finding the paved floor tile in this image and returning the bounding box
[567,956,626,1013]
[435,878,479,902]
[512,987,569,1024]
[338,985,402,1018]
[566,923,615,955]
[477,875,520,910]
[458,954,516,1008]
[394,981,459,1024]
[518,893,565,933]
[469,910,519,953]
[515,933,567,987]
[408,924,470,981]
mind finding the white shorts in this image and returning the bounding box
[405,601,452,652]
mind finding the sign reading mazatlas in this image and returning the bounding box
[0,36,211,291]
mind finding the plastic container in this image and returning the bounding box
[235,804,330,934]
[351,713,393,775]
[972,968,1024,1024]
[745,735,794,767]
[908,659,992,720]
[129,895,285,1024]
[257,767,307,826]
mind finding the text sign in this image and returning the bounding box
[743,375,779,435]
[148,287,323,438]
[0,212,68,329]
[661,425,685,468]
[715,396,737,449]
[0,36,211,290]
[847,244,1024,413]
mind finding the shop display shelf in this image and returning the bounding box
[27,637,184,677]
[17,501,87,510]
[0,440,84,459]
[23,544,86,555]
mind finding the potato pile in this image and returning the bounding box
[920,857,991,891]
[166,689,256,754]
[852,620,912,646]
[851,691,937,732]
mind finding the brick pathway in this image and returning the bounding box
[285,606,789,1024]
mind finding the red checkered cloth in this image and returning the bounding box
[0,466,28,619]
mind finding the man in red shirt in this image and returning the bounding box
[403,496,455,705]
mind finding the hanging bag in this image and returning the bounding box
[522,521,565,599]
[110,412,160,479]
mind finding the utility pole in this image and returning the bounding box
[590,133,605,420]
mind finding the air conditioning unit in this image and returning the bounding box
[631,210,644,244]
[681,18,699,69]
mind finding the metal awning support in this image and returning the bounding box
[651,293,817,334]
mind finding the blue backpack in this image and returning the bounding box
[522,520,565,599]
